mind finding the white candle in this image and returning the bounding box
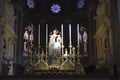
[46,24,48,45]
[38,24,40,45]
[77,24,80,45]
[69,24,71,45]
[61,24,63,45]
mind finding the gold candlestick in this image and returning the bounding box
[38,45,41,54]
[29,45,33,65]
[45,45,48,64]
[61,45,64,64]
[69,45,72,54]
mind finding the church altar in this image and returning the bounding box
[23,24,85,75]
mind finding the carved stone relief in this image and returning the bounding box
[94,0,112,68]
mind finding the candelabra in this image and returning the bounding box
[37,45,41,63]
[76,44,84,75]
[28,45,33,66]
[45,45,48,67]
[61,45,64,64]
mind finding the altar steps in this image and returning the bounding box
[0,75,118,80]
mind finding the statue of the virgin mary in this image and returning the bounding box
[48,29,62,65]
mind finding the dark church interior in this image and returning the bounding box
[0,0,120,80]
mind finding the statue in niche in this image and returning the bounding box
[79,26,88,56]
[23,26,34,56]
[48,29,62,65]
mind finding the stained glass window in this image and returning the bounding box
[27,0,35,8]
[51,4,61,13]
[77,0,84,9]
